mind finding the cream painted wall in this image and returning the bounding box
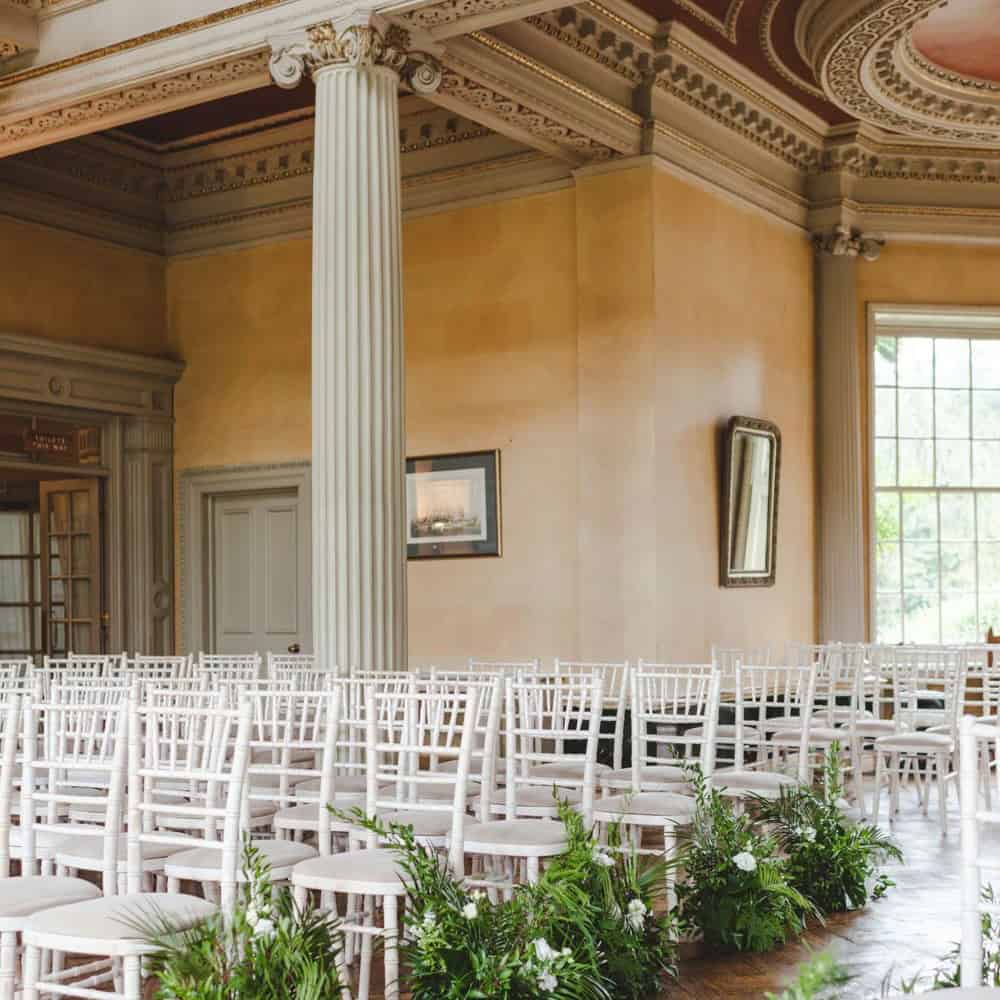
[652,169,816,660]
[163,164,818,662]
[0,216,167,353]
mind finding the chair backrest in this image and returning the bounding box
[267,652,320,676]
[128,693,252,911]
[362,681,482,876]
[0,658,30,689]
[19,695,128,892]
[503,673,604,825]
[734,662,818,780]
[0,694,21,877]
[468,658,539,675]
[630,664,721,787]
[889,647,966,736]
[126,654,193,682]
[197,652,262,682]
[712,647,770,674]
[959,715,1000,985]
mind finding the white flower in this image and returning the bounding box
[253,918,275,940]
[835,798,851,812]
[423,910,436,926]
[592,848,615,867]
[538,972,558,992]
[561,947,571,957]
[802,826,817,843]
[625,897,647,931]
[534,938,557,963]
[461,902,478,920]
[471,890,486,901]
[245,906,260,926]
[732,851,758,873]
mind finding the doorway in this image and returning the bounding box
[0,471,105,658]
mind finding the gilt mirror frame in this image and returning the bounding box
[720,415,781,588]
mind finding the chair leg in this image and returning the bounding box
[526,856,540,884]
[123,955,142,1000]
[0,931,16,1000]
[662,826,677,913]
[384,896,399,1000]
[872,751,885,822]
[21,944,39,1000]
[357,896,374,1000]
[850,738,866,819]
[936,753,949,837]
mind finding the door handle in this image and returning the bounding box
[288,643,301,654]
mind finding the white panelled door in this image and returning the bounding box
[210,490,310,655]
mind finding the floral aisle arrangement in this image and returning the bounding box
[352,801,678,1000]
[672,769,818,953]
[134,842,345,1000]
[751,746,902,916]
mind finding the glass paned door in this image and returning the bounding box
[40,479,103,655]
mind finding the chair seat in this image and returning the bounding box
[379,810,453,839]
[294,775,370,801]
[53,833,201,870]
[601,765,689,792]
[463,819,568,858]
[164,839,317,881]
[593,791,695,824]
[251,747,315,765]
[713,769,799,798]
[273,803,361,835]
[24,893,216,956]
[0,876,101,929]
[292,848,407,896]
[769,726,842,746]
[158,800,274,832]
[850,720,897,737]
[874,732,954,751]
[11,825,93,855]
[529,761,611,781]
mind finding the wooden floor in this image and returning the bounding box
[668,793,992,999]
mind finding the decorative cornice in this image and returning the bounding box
[269,18,442,93]
[758,0,823,101]
[812,224,884,261]
[672,0,742,44]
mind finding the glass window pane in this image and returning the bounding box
[903,541,939,591]
[71,623,93,653]
[898,338,934,387]
[876,542,901,592]
[936,338,970,388]
[981,594,1000,638]
[71,580,91,620]
[0,512,31,557]
[899,439,933,486]
[941,542,975,591]
[974,441,1000,486]
[973,340,1000,389]
[903,594,940,643]
[941,493,974,541]
[979,494,1000,540]
[875,388,897,437]
[937,440,971,486]
[0,607,31,652]
[875,492,900,541]
[877,594,903,644]
[974,390,1000,439]
[71,536,90,576]
[875,337,897,387]
[0,564,30,604]
[875,440,897,487]
[942,593,977,643]
[48,495,69,535]
[898,388,933,437]
[936,389,970,438]
[902,492,937,540]
[979,542,1000,591]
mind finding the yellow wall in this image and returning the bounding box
[652,170,816,658]
[0,216,167,353]
[163,162,818,662]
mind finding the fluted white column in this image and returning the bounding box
[813,225,884,643]
[271,17,441,672]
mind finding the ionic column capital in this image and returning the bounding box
[811,225,885,262]
[269,15,442,94]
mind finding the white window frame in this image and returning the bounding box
[868,303,1000,644]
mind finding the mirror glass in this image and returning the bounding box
[729,430,773,573]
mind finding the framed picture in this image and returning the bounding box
[406,450,502,559]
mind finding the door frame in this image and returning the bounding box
[179,462,311,654]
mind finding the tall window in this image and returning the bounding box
[873,318,1000,643]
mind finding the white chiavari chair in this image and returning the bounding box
[711,661,818,800]
[0,695,104,1000]
[950,715,1000,996]
[873,649,966,835]
[21,693,253,1000]
[550,659,629,772]
[196,652,261,682]
[124,655,192,682]
[291,682,483,1000]
[267,651,323,680]
[0,659,30,695]
[462,674,602,893]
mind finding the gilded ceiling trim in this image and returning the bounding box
[0,0,284,91]
[671,0,743,45]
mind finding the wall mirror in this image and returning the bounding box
[720,416,781,587]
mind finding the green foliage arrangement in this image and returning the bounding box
[931,884,1000,989]
[672,768,818,953]
[349,800,677,1000]
[133,842,345,1000]
[764,953,850,1000]
[752,745,902,915]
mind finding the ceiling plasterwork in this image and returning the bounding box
[802,0,1000,143]
[670,0,742,44]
